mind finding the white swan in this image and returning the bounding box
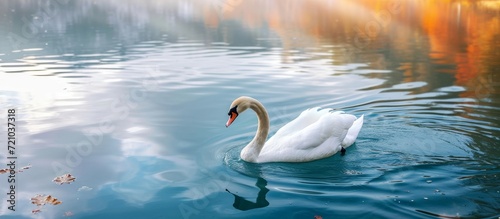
[225,96,364,163]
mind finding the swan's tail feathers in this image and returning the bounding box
[341,114,364,148]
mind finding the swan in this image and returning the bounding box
[225,96,364,163]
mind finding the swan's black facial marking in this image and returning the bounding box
[228,105,238,116]
[226,105,239,127]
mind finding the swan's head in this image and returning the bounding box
[226,96,253,127]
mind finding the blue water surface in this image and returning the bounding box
[0,1,499,219]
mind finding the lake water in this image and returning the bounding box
[0,1,499,218]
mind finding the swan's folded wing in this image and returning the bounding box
[260,117,333,161]
[271,107,331,140]
[331,113,357,143]
[285,112,356,151]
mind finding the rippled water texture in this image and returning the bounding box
[0,1,499,218]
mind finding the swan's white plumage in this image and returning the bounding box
[226,96,364,163]
[257,108,363,163]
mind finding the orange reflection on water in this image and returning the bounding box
[208,0,499,99]
[419,1,500,99]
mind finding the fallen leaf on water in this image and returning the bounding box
[32,209,42,214]
[314,215,323,219]
[0,164,32,174]
[53,173,76,185]
[17,164,32,173]
[46,195,62,205]
[31,194,62,206]
[31,194,46,206]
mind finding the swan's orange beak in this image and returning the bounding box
[226,112,238,127]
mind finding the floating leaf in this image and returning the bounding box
[314,215,323,219]
[31,194,47,206]
[53,173,76,185]
[31,194,62,206]
[0,164,31,174]
[17,164,32,173]
[32,209,42,214]
[46,195,62,205]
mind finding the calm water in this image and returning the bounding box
[0,1,499,218]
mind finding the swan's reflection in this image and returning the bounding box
[226,177,269,211]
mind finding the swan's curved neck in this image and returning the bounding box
[241,100,269,162]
